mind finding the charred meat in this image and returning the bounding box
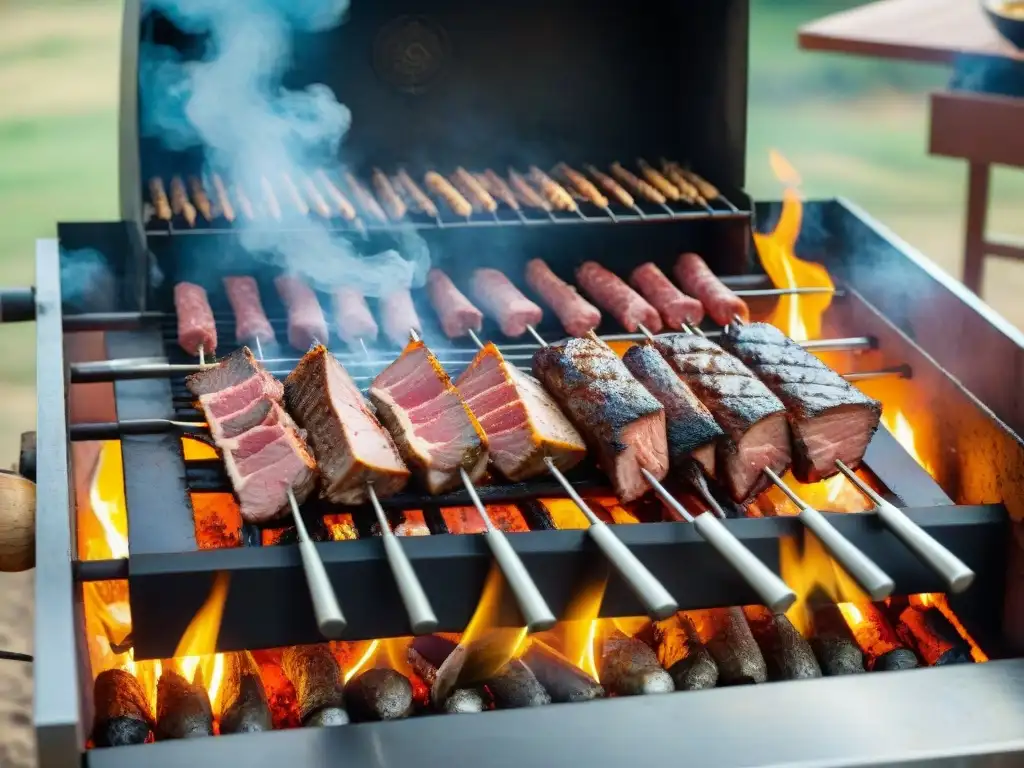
[456,344,586,482]
[652,334,791,503]
[533,337,668,502]
[722,322,882,483]
[185,346,282,403]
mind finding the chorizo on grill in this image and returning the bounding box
[525,258,601,337]
[629,262,704,328]
[673,252,749,326]
[575,261,662,333]
[470,268,543,338]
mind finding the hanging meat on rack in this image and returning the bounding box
[174,282,217,357]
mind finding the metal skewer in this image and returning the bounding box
[408,328,556,633]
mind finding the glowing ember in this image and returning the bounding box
[909,594,988,662]
[174,572,231,707]
[342,640,381,683]
[753,150,834,341]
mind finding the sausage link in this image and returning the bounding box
[636,159,681,202]
[477,170,519,210]
[314,170,358,221]
[300,174,332,219]
[344,171,387,223]
[427,268,483,339]
[659,160,704,204]
[259,176,283,220]
[673,252,749,326]
[425,171,473,217]
[210,174,236,222]
[451,167,498,213]
[525,259,601,337]
[609,163,665,205]
[629,262,704,328]
[508,169,551,210]
[528,166,576,212]
[149,177,172,221]
[169,176,198,226]
[470,268,544,338]
[188,176,214,221]
[576,261,662,333]
[380,289,422,348]
[553,163,608,208]
[372,168,407,220]
[333,286,379,346]
[394,169,438,217]
[583,165,634,208]
[280,172,310,217]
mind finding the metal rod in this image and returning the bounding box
[287,487,347,639]
[833,460,974,593]
[733,287,843,298]
[460,468,557,633]
[544,458,677,619]
[764,467,894,600]
[367,484,440,634]
[642,469,796,615]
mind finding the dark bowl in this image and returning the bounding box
[982,0,1024,49]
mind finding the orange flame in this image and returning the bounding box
[909,594,988,662]
[173,572,230,708]
[753,150,834,341]
[882,409,935,476]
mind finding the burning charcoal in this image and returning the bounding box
[520,641,604,703]
[810,605,865,676]
[155,669,213,740]
[486,660,552,708]
[344,669,414,722]
[92,669,154,747]
[743,607,821,681]
[874,648,920,671]
[432,638,549,709]
[219,651,272,734]
[599,630,674,696]
[696,608,768,685]
[407,636,489,714]
[888,599,973,667]
[836,602,919,672]
[654,614,718,691]
[281,645,350,727]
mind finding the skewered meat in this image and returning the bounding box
[92,669,154,747]
[281,645,350,727]
[470,268,544,338]
[149,177,172,220]
[232,183,256,220]
[223,276,276,344]
[722,322,882,483]
[528,166,576,211]
[456,343,586,481]
[380,288,422,348]
[219,652,273,734]
[533,337,668,502]
[599,630,674,696]
[174,282,217,357]
[743,606,822,681]
[659,160,705,204]
[584,165,635,208]
[169,176,198,226]
[427,268,483,339]
[185,347,283,403]
[370,340,489,494]
[425,171,473,217]
[652,333,791,503]
[275,275,329,350]
[622,343,723,476]
[393,169,439,217]
[188,176,214,221]
[576,261,663,333]
[636,159,681,202]
[285,345,409,504]
[280,172,310,217]
[525,258,601,337]
[300,174,332,219]
[609,162,665,205]
[155,669,213,740]
[332,286,378,346]
[478,170,520,210]
[664,161,720,201]
[209,397,288,442]
[553,163,608,208]
[344,170,387,222]
[734,330,880,477]
[451,167,498,213]
[673,252,750,326]
[629,262,704,327]
[259,176,283,220]
[314,170,358,221]
[508,169,551,210]
[372,168,407,220]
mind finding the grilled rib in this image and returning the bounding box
[721,322,882,483]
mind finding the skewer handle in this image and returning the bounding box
[875,499,975,593]
[586,521,679,620]
[290,502,347,639]
[798,507,894,601]
[691,512,796,614]
[483,527,558,633]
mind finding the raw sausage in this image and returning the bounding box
[427,269,483,339]
[525,259,601,337]
[223,276,275,344]
[629,262,704,328]
[470,268,543,338]
[333,287,378,346]
[380,288,422,347]
[575,261,662,333]
[275,275,329,350]
[174,282,217,357]
[673,252,749,326]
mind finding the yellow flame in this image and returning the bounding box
[88,442,129,560]
[343,640,380,683]
[882,410,935,476]
[837,602,864,626]
[174,572,230,707]
[780,533,869,636]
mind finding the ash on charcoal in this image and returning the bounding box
[92,669,154,747]
[282,645,349,727]
[345,668,414,722]
[521,641,604,703]
[655,614,718,691]
[156,670,213,740]
[744,607,821,681]
[486,660,552,708]
[599,630,674,696]
[810,606,865,676]
[220,652,273,734]
[432,638,548,709]
[697,608,767,685]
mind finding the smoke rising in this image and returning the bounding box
[61,248,115,312]
[140,0,429,295]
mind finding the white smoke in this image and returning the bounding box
[139,0,429,295]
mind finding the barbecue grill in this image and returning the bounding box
[10,0,1024,766]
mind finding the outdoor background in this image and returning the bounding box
[0,0,1022,763]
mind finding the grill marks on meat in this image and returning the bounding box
[426,268,483,339]
[652,334,791,503]
[525,258,601,337]
[223,276,275,344]
[456,344,586,481]
[623,343,723,476]
[174,282,217,356]
[470,268,543,337]
[286,345,409,504]
[370,340,489,494]
[722,322,882,482]
[533,338,668,502]
[576,261,663,333]
[275,275,329,350]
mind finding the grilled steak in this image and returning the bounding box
[652,334,790,503]
[221,422,316,524]
[185,346,283,401]
[370,340,489,494]
[532,338,668,502]
[210,397,284,441]
[285,345,409,504]
[456,344,586,482]
[721,322,882,482]
[623,343,723,477]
